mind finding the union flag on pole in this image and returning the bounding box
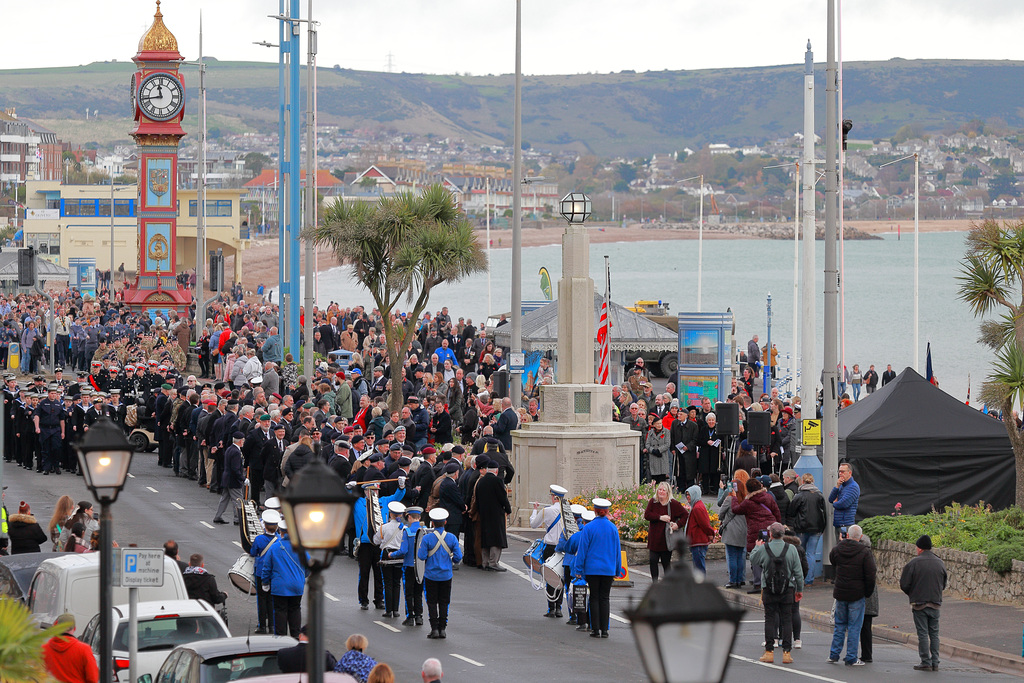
[597,298,610,384]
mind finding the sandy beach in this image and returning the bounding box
[231,218,974,292]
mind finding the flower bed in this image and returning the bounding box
[569,483,719,543]
[860,502,1024,573]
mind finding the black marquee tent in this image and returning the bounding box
[838,367,1014,518]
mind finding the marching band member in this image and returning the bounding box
[555,503,587,627]
[353,481,406,611]
[418,508,462,640]
[572,498,622,639]
[390,506,424,627]
[250,509,281,634]
[373,501,407,618]
[531,484,567,618]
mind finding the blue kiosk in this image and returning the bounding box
[676,311,735,405]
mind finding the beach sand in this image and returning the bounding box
[230,218,974,292]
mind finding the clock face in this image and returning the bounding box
[138,73,184,122]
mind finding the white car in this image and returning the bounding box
[80,599,230,683]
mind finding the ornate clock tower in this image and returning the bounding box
[123,0,192,317]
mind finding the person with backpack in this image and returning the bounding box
[748,522,803,665]
[789,472,827,585]
[828,524,876,667]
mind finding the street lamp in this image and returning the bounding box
[280,460,355,683]
[559,192,591,223]
[879,152,919,371]
[626,538,744,683]
[76,417,133,683]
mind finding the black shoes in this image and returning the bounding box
[913,663,938,671]
[438,629,446,639]
[590,631,601,638]
[554,609,563,618]
[253,627,268,635]
[213,518,228,524]
[415,616,423,626]
[360,604,369,611]
[544,611,557,618]
[427,629,440,639]
[492,566,507,572]
[401,617,415,626]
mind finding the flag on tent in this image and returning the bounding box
[597,298,610,384]
[925,342,937,386]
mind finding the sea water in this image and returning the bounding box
[311,230,988,404]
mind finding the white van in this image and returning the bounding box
[27,553,188,630]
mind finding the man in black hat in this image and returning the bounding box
[34,384,66,475]
[437,462,465,546]
[900,535,947,671]
[214,431,246,525]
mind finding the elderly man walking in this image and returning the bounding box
[900,535,947,671]
[827,524,875,667]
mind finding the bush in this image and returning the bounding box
[861,502,1024,574]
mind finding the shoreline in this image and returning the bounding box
[232,218,973,292]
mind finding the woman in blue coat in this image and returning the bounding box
[572,498,622,639]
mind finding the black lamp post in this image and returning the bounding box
[625,538,745,683]
[76,417,133,683]
[280,460,355,683]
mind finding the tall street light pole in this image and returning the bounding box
[510,0,523,403]
[302,0,318,380]
[801,41,817,410]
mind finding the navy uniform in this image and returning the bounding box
[16,392,37,470]
[2,375,17,462]
[571,498,622,639]
[62,395,78,474]
[417,507,462,640]
[108,390,127,432]
[34,384,66,475]
[530,484,567,618]
[390,506,424,626]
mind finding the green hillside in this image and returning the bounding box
[2,58,1023,156]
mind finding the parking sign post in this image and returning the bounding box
[116,548,165,682]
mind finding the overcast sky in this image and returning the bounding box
[3,1,1022,75]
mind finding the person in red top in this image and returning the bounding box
[643,481,688,580]
[44,613,98,683]
[683,484,714,575]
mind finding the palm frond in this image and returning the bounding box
[978,316,1017,351]
[957,253,1011,317]
[0,598,68,683]
[986,343,1024,412]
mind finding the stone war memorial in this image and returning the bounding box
[511,193,640,525]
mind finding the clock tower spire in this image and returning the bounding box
[123,0,192,318]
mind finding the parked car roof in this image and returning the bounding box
[166,635,298,659]
[0,552,66,601]
[111,599,220,619]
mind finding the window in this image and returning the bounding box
[188,200,232,217]
[96,200,133,217]
[27,571,59,618]
[61,198,134,217]
[113,614,227,652]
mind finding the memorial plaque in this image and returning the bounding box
[573,448,604,493]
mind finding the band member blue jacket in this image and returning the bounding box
[391,520,421,568]
[353,488,406,544]
[555,526,582,565]
[571,516,622,578]
[417,527,463,582]
[259,533,306,596]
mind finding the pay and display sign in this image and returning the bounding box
[115,548,165,588]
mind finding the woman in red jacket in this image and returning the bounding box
[730,478,781,593]
[643,481,688,580]
[683,485,714,575]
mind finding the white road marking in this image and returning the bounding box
[629,566,651,578]
[741,619,765,623]
[232,541,242,549]
[729,653,844,682]
[127,473,135,479]
[610,613,629,624]
[450,654,485,667]
[200,521,215,529]
[324,592,339,603]
[374,620,400,633]
[146,486,159,493]
[497,562,529,579]
[171,502,184,510]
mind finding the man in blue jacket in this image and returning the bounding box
[572,498,622,640]
[828,463,861,539]
[390,506,424,626]
[259,517,306,637]
[353,481,407,610]
[250,509,281,634]
[418,508,463,640]
[555,504,586,627]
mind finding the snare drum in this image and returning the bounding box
[542,551,564,589]
[523,539,545,582]
[228,553,257,595]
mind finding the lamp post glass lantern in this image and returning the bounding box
[626,539,744,683]
[559,192,592,224]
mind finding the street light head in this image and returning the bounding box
[76,417,133,504]
[281,460,355,570]
[559,192,591,224]
[626,538,743,683]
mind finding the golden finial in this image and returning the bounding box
[138,0,179,53]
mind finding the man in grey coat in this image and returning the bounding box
[900,534,947,671]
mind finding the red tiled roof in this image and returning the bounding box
[244,169,342,188]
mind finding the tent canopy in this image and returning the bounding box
[0,252,69,283]
[838,367,1014,517]
[491,293,677,353]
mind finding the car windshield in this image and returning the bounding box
[200,654,282,683]
[113,615,227,652]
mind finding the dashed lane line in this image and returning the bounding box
[232,541,242,549]
[609,613,629,624]
[450,654,485,667]
[374,620,401,633]
[200,521,215,529]
[127,473,135,479]
[728,653,845,682]
[146,486,159,493]
[497,561,529,580]
[171,502,184,510]
[324,592,339,602]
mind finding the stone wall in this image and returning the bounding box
[874,539,1024,604]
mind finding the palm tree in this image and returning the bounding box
[0,598,66,682]
[305,184,487,414]
[958,218,1024,507]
